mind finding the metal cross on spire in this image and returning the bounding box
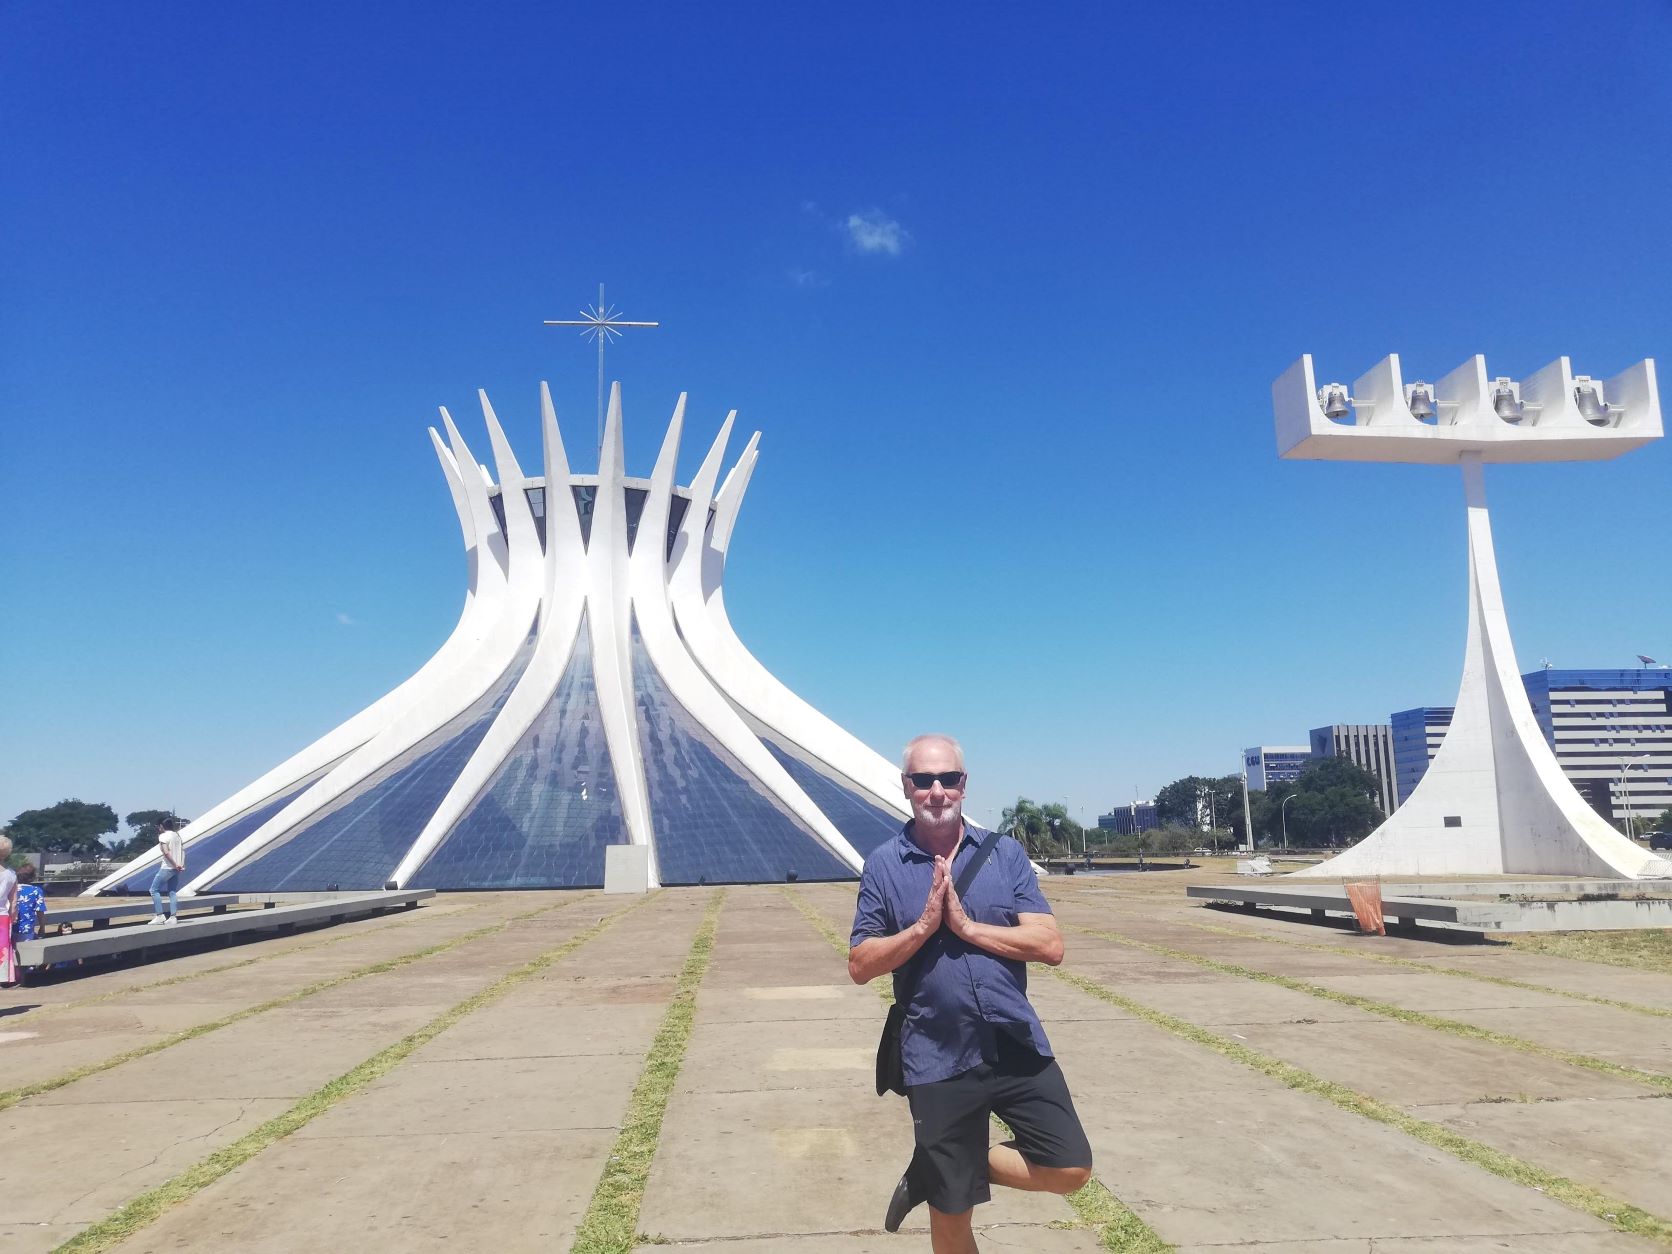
[543,284,660,455]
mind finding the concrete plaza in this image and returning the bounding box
[3,869,1670,1252]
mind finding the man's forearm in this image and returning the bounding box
[848,922,932,983]
[956,921,1064,965]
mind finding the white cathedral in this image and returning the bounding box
[90,383,910,895]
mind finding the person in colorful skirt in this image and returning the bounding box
[0,836,18,987]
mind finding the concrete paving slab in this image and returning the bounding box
[1055,956,1240,987]
[1419,1094,1672,1217]
[26,1002,441,1104]
[1171,1235,1653,1253]
[1441,1005,1672,1075]
[539,971,679,1004]
[1231,1019,1652,1106]
[700,982,882,1024]
[1061,958,1381,1027]
[1007,975,1140,1021]
[1043,990,1627,1246]
[632,1227,1106,1252]
[418,998,667,1060]
[296,1052,644,1136]
[704,956,849,989]
[678,1016,879,1093]
[1044,1015,1306,1096]
[1415,955,1672,1013]
[637,1086,1076,1241]
[0,1097,290,1227]
[0,1008,223,1091]
[0,1222,87,1254]
[1302,971,1582,1013]
[113,1128,615,1252]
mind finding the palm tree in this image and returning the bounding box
[999,797,1050,859]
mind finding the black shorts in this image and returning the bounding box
[905,1031,1092,1214]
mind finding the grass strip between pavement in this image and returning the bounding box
[27,896,491,1020]
[779,887,1176,1253]
[1,895,592,1115]
[1174,913,1672,1021]
[51,894,647,1254]
[571,889,725,1254]
[1069,923,1672,1094]
[1049,963,1672,1247]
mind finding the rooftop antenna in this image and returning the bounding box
[544,284,660,460]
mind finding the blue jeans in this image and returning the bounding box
[150,865,181,916]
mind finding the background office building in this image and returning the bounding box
[1098,801,1160,835]
[1309,724,1398,815]
[1391,707,1453,806]
[1525,669,1672,825]
[1242,745,1311,791]
[1391,670,1672,827]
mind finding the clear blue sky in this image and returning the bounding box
[4,1,1669,836]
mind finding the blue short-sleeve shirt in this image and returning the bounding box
[849,821,1055,1086]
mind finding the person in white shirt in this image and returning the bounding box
[149,818,186,925]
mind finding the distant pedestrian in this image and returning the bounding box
[150,817,186,925]
[14,864,46,942]
[13,864,46,977]
[0,836,18,986]
[850,734,1092,1253]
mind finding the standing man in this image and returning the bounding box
[849,734,1092,1253]
[149,817,185,926]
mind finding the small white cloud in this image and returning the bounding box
[844,210,910,256]
[336,612,358,626]
[787,267,828,289]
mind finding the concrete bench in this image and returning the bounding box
[45,895,243,929]
[1185,881,1672,932]
[16,890,435,968]
[1184,883,1466,927]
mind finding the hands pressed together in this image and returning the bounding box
[914,854,976,942]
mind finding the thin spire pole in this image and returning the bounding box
[543,284,660,463]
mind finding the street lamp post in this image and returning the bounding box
[1619,756,1650,840]
[1281,793,1300,850]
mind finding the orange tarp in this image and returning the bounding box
[1344,880,1386,936]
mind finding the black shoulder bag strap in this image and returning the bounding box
[875,825,1008,1097]
[953,824,1007,899]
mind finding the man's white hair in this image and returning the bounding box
[901,734,964,773]
[0,835,12,861]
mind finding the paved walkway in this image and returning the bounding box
[0,869,1667,1252]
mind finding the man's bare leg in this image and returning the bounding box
[927,1205,979,1254]
[987,1142,1092,1194]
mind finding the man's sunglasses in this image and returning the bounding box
[906,771,966,790]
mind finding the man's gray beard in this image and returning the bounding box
[914,802,962,832]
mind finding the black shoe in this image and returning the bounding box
[884,1153,927,1233]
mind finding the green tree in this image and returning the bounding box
[7,799,119,858]
[109,809,190,861]
[1154,776,1213,828]
[998,798,1077,859]
[1260,757,1385,848]
[1154,775,1248,843]
[1641,807,1672,837]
